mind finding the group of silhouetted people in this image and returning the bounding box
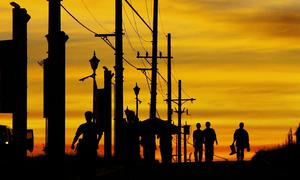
[193,121,250,162]
[193,121,218,162]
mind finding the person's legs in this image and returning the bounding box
[205,145,209,162]
[199,147,203,162]
[205,144,213,162]
[210,146,214,161]
[194,148,199,162]
[236,147,241,161]
[240,148,244,161]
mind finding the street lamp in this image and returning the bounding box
[133,83,140,119]
[89,51,100,122]
[89,51,100,73]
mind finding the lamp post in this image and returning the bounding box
[133,83,140,119]
[89,51,100,122]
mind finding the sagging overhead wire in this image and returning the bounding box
[61,3,187,102]
[61,3,139,70]
[80,0,111,33]
[124,0,153,32]
[61,4,97,35]
[145,0,152,28]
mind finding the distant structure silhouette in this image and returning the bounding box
[203,121,218,162]
[193,123,204,162]
[232,122,250,161]
[44,0,68,163]
[0,2,30,159]
[287,128,293,145]
[295,124,300,145]
[141,128,156,163]
[71,111,103,179]
[158,124,173,164]
[124,108,140,163]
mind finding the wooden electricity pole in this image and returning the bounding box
[172,80,195,163]
[150,0,158,120]
[114,0,124,160]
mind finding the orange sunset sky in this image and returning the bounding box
[1,0,300,161]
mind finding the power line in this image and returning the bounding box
[123,5,150,51]
[123,57,139,69]
[145,0,152,27]
[62,2,191,105]
[158,2,167,39]
[61,4,140,71]
[61,4,98,35]
[80,0,111,33]
[123,21,137,52]
[124,0,153,32]
[130,0,152,43]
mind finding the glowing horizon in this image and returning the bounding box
[1,0,300,161]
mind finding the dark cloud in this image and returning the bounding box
[173,0,300,38]
[172,48,300,66]
[193,109,300,119]
[187,81,300,96]
[174,0,250,10]
[225,10,300,38]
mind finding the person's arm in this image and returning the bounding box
[71,126,82,150]
[214,130,218,145]
[193,131,196,147]
[232,130,237,145]
[246,131,250,151]
[71,134,79,150]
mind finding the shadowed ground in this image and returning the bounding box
[1,145,298,179]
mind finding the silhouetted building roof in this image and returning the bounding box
[139,118,178,135]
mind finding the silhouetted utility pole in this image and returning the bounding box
[135,0,162,163]
[94,0,123,159]
[150,0,158,120]
[114,0,124,160]
[45,0,68,161]
[177,80,182,163]
[104,67,113,158]
[167,33,172,124]
[183,123,190,163]
[172,80,195,163]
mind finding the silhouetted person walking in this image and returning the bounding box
[296,123,300,145]
[124,109,140,163]
[232,122,250,161]
[193,123,204,162]
[140,129,156,163]
[71,111,103,180]
[158,128,173,164]
[203,121,218,162]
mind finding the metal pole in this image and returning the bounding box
[104,68,113,158]
[93,70,96,123]
[114,0,124,159]
[184,125,187,163]
[178,80,182,163]
[167,33,172,124]
[150,0,158,119]
[136,95,139,119]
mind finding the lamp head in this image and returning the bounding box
[89,51,100,72]
[133,83,140,96]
